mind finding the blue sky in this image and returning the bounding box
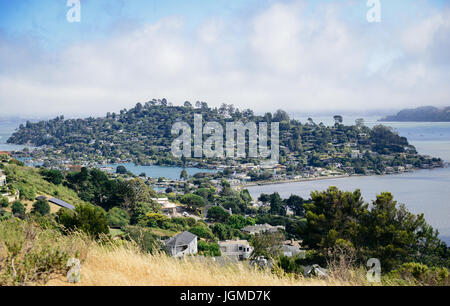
[0,0,449,117]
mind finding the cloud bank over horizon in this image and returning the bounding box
[0,0,449,117]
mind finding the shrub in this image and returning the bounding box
[207,206,230,222]
[32,199,51,216]
[107,207,130,228]
[388,262,449,286]
[198,240,221,257]
[0,219,86,285]
[57,204,109,238]
[188,225,215,241]
[11,201,26,218]
[123,226,161,254]
[0,196,9,208]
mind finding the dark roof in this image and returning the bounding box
[48,197,75,210]
[165,231,197,247]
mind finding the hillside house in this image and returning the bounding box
[165,231,198,257]
[242,223,285,235]
[0,170,6,187]
[219,240,253,260]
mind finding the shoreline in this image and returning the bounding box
[237,166,447,190]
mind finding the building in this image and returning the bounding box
[0,170,6,186]
[165,231,198,257]
[242,223,285,235]
[219,240,253,260]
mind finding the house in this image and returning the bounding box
[165,231,198,257]
[242,223,285,235]
[219,240,253,260]
[0,170,6,187]
[280,244,305,258]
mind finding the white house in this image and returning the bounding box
[165,231,198,257]
[0,170,6,187]
[219,240,253,260]
[242,224,285,235]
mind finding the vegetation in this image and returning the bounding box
[8,101,442,174]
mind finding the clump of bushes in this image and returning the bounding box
[0,219,88,285]
[387,262,449,286]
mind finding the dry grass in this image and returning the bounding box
[47,243,371,286]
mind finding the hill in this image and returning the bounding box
[6,99,442,176]
[380,106,450,122]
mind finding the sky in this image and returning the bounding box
[0,0,449,118]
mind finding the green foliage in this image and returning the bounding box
[0,219,81,285]
[188,225,215,241]
[32,199,50,216]
[198,240,221,257]
[40,168,64,185]
[11,201,25,218]
[250,231,285,260]
[276,255,305,275]
[387,262,449,286]
[0,196,9,208]
[116,165,127,174]
[226,215,255,230]
[107,207,130,228]
[180,193,205,211]
[57,204,109,238]
[211,223,245,241]
[123,226,161,254]
[302,187,449,272]
[207,206,230,222]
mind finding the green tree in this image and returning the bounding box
[32,199,50,216]
[11,200,26,217]
[107,207,130,228]
[57,204,109,238]
[180,194,205,212]
[207,206,230,222]
[180,169,188,180]
[0,196,9,208]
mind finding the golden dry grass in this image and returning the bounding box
[47,243,370,286]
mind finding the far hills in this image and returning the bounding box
[380,106,450,122]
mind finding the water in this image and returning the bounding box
[247,116,450,244]
[100,163,216,180]
[2,116,450,243]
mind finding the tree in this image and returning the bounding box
[250,231,285,260]
[32,199,50,216]
[116,165,127,174]
[0,196,9,208]
[11,200,26,217]
[226,215,255,229]
[269,193,285,215]
[107,207,130,228]
[180,169,188,181]
[41,169,64,185]
[302,187,368,250]
[285,195,304,216]
[207,206,230,222]
[57,204,109,238]
[180,194,205,212]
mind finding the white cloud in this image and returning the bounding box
[0,2,449,117]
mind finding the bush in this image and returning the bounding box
[11,201,26,218]
[198,240,221,257]
[107,207,130,228]
[57,204,109,238]
[0,196,9,208]
[0,219,86,285]
[123,226,161,254]
[388,262,449,286]
[32,199,50,216]
[207,206,230,222]
[188,225,215,241]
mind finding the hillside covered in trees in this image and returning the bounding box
[8,99,443,175]
[380,106,450,122]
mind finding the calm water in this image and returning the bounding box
[101,163,216,180]
[248,117,450,244]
